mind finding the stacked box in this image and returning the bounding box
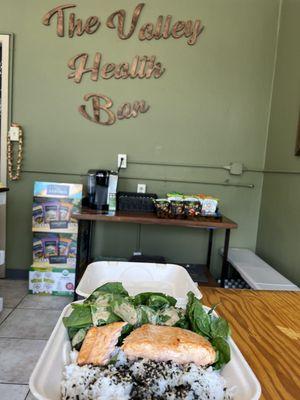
[29,182,82,296]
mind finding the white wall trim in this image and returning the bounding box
[0,34,11,277]
[0,34,10,186]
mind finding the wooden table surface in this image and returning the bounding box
[200,287,300,400]
[73,210,238,229]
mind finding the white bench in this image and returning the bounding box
[220,248,299,291]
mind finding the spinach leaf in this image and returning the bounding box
[159,314,171,323]
[112,298,138,325]
[85,292,113,307]
[137,305,159,325]
[71,328,88,350]
[67,327,79,341]
[186,292,211,338]
[90,305,121,326]
[63,304,92,328]
[211,337,231,370]
[84,282,129,303]
[134,292,176,309]
[210,317,230,339]
[97,282,129,296]
[117,323,134,346]
[148,294,175,310]
[174,316,190,330]
[158,306,184,327]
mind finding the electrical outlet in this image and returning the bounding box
[137,184,146,193]
[118,154,127,169]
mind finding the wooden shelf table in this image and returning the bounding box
[72,210,238,298]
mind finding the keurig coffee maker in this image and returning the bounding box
[86,170,118,211]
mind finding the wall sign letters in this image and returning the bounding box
[42,3,205,126]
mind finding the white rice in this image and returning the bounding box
[61,350,233,400]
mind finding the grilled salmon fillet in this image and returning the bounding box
[77,322,127,366]
[122,324,216,366]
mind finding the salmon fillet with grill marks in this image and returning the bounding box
[122,324,216,366]
[77,322,127,366]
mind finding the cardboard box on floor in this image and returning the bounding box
[30,182,82,296]
[29,266,75,296]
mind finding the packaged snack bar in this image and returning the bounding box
[183,197,202,218]
[69,240,77,258]
[59,202,73,221]
[59,237,72,256]
[29,270,44,294]
[32,204,44,224]
[43,202,59,222]
[154,199,170,218]
[170,199,185,218]
[33,239,44,260]
[201,198,219,215]
[167,192,184,199]
[42,237,59,258]
[44,271,55,294]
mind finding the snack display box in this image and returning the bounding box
[32,182,82,234]
[75,261,201,306]
[29,301,261,400]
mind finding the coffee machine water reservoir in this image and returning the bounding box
[87,170,118,211]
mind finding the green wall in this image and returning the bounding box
[0,0,281,278]
[257,0,300,286]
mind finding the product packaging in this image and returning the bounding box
[30,182,82,296]
[29,266,75,296]
[183,197,202,217]
[32,233,77,268]
[32,182,82,233]
[154,199,170,218]
[154,192,221,219]
[196,194,219,216]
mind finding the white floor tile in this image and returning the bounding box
[0,308,13,324]
[0,308,61,339]
[0,384,29,400]
[0,338,46,384]
[17,294,71,310]
[0,280,28,308]
[25,390,36,399]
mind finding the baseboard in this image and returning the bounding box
[5,269,28,280]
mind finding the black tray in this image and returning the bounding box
[117,191,157,213]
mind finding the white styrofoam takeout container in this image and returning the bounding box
[75,262,201,307]
[30,301,261,400]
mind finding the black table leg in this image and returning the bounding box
[220,229,231,288]
[87,221,94,264]
[74,220,92,301]
[206,229,214,270]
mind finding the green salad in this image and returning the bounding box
[63,282,231,369]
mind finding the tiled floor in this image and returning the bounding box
[0,279,72,400]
